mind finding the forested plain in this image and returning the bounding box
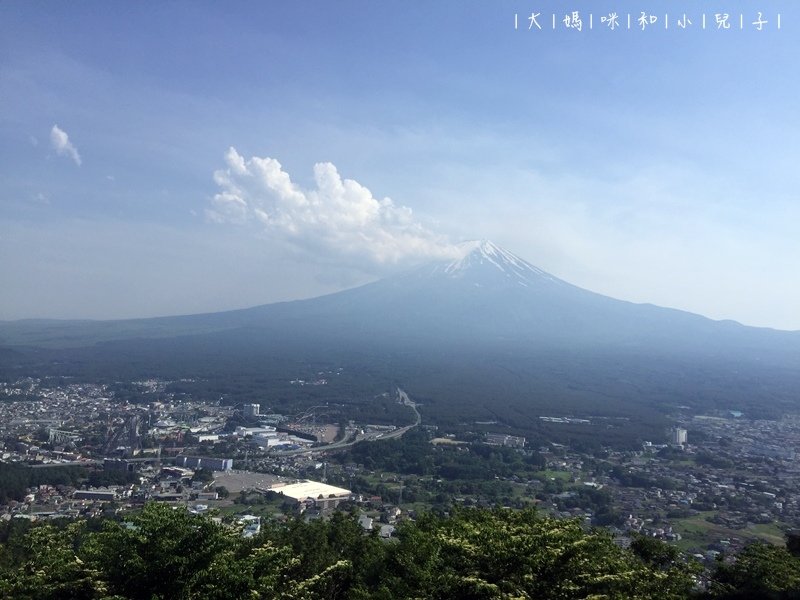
[4,305,800,598]
[5,332,788,450]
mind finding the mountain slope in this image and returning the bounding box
[2,240,799,437]
[1,240,798,358]
[235,240,800,362]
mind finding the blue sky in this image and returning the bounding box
[1,1,798,329]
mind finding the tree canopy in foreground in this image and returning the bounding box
[0,503,797,599]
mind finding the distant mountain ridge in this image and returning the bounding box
[0,240,798,355]
[3,240,800,435]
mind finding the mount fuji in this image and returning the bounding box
[2,240,799,431]
[2,238,799,362]
[234,239,800,356]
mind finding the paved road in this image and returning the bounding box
[274,387,421,456]
[28,459,101,468]
[377,388,420,440]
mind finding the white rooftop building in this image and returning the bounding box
[270,480,351,510]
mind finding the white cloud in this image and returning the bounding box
[50,124,82,166]
[207,147,459,268]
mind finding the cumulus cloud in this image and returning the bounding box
[207,147,459,268]
[50,125,82,166]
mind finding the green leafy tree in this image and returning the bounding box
[0,523,113,600]
[630,534,682,570]
[81,503,232,600]
[191,468,214,484]
[786,531,800,558]
[385,507,696,599]
[708,542,800,599]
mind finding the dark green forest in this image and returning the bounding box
[4,328,795,450]
[1,503,799,599]
[0,463,87,504]
[0,463,140,505]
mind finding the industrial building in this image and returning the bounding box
[73,489,116,502]
[485,433,526,448]
[104,458,136,473]
[175,455,233,472]
[270,480,351,511]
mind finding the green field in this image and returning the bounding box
[537,470,572,482]
[214,502,285,519]
[673,511,786,551]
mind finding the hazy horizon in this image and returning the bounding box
[2,1,798,329]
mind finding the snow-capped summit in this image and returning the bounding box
[435,240,560,287]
